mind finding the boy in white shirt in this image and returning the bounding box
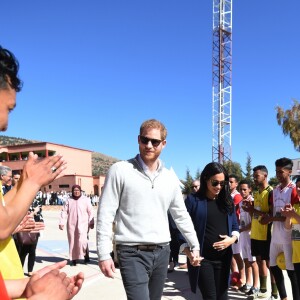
[238,180,259,295]
[263,158,299,300]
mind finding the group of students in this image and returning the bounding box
[229,158,300,300]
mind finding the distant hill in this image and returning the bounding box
[0,135,119,176]
[91,152,119,176]
[0,135,37,145]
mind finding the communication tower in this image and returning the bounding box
[212,0,232,163]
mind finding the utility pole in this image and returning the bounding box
[212,0,232,163]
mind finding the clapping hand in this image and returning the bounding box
[24,260,84,299]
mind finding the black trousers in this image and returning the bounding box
[197,256,231,300]
[169,229,180,264]
[19,240,39,273]
[295,263,300,297]
[117,245,170,300]
[270,265,300,299]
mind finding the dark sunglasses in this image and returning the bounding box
[210,179,226,187]
[139,135,162,147]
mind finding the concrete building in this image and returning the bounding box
[292,158,300,177]
[0,142,105,195]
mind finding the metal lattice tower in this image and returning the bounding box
[212,0,232,163]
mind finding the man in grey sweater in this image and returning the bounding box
[97,119,200,300]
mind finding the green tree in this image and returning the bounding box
[182,168,194,195]
[194,168,201,181]
[276,99,300,151]
[268,176,279,187]
[223,160,243,180]
[244,153,254,187]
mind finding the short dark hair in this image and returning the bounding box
[0,46,22,92]
[253,165,268,174]
[239,179,251,188]
[296,177,300,184]
[275,157,293,170]
[229,174,239,182]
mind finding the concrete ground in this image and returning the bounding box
[27,207,292,300]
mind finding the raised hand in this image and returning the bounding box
[24,270,72,299]
[12,214,35,234]
[21,152,67,188]
[25,260,84,299]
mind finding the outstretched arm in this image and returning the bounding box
[5,260,84,299]
[0,152,66,239]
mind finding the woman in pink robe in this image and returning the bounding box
[59,185,94,266]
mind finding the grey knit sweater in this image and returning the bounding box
[96,155,199,261]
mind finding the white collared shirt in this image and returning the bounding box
[137,155,161,180]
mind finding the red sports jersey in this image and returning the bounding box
[0,272,10,300]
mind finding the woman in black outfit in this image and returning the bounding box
[18,194,43,276]
[184,162,239,300]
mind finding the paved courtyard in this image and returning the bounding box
[28,208,292,300]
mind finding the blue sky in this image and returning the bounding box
[1,0,300,180]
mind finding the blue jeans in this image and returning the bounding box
[116,245,170,300]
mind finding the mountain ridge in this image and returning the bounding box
[0,135,118,176]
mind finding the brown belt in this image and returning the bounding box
[116,244,167,251]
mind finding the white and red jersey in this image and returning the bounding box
[239,195,253,230]
[231,189,243,221]
[271,181,299,244]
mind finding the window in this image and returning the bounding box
[59,184,70,189]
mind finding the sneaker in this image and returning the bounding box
[239,284,252,293]
[257,290,269,298]
[178,263,187,269]
[247,287,259,299]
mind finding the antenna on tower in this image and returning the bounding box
[212,0,232,164]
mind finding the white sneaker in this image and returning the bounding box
[257,290,269,298]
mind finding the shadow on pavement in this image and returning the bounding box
[163,269,200,300]
[35,256,65,264]
[163,269,247,300]
[36,255,101,267]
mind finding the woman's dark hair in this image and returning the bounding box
[0,46,22,92]
[198,162,233,213]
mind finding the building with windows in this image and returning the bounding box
[0,142,105,195]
